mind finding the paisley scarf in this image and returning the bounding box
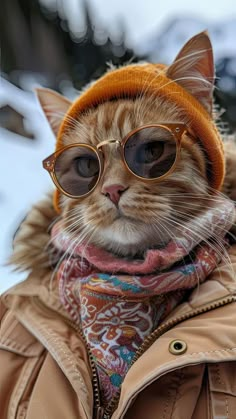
[52,196,234,406]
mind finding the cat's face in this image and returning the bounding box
[58,97,208,257]
[37,31,216,257]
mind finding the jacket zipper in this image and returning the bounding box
[70,322,103,419]
[32,295,236,419]
[31,296,102,419]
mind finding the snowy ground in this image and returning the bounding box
[0,79,55,293]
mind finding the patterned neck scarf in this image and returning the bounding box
[52,197,234,406]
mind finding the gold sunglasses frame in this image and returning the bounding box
[42,123,187,199]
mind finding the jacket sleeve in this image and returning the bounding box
[0,296,8,321]
[0,298,45,419]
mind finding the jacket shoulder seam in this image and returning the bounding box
[188,347,236,357]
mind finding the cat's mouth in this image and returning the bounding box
[113,211,135,223]
[89,214,171,258]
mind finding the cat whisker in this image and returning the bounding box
[44,209,92,273]
[58,222,98,286]
[171,207,234,252]
[147,211,202,290]
[155,214,202,283]
[49,222,96,293]
[159,214,232,273]
[44,108,79,128]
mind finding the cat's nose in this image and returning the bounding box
[102,184,127,205]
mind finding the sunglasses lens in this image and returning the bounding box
[124,126,177,179]
[54,146,100,197]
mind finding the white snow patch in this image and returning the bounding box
[0,78,55,293]
[138,18,236,64]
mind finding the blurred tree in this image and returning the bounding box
[0,0,139,90]
[0,0,70,85]
[215,57,236,131]
[0,0,141,138]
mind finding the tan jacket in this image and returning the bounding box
[1,198,236,419]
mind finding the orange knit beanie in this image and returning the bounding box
[54,63,225,212]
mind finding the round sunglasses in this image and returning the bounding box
[43,123,188,199]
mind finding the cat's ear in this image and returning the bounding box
[35,88,72,136]
[166,31,214,114]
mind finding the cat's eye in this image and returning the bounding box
[124,126,178,179]
[75,156,100,178]
[43,123,187,198]
[51,145,102,197]
[136,142,165,164]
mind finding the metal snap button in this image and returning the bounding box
[169,339,187,355]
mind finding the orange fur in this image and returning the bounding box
[33,32,235,260]
[58,97,210,257]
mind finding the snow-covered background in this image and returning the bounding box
[0,79,54,293]
[1,1,236,294]
[40,0,236,48]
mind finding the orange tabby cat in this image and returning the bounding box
[34,32,235,260]
[3,31,236,419]
[10,31,236,269]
